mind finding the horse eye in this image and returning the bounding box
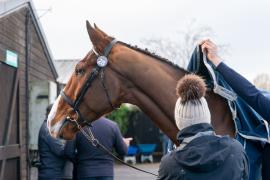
[75,69,85,76]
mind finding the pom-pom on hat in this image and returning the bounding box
[174,74,211,131]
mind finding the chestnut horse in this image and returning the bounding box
[47,21,235,144]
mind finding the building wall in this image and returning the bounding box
[0,5,56,179]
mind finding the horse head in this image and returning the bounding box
[47,21,127,139]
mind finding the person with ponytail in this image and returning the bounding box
[157,74,249,180]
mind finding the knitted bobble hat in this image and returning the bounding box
[174,74,211,131]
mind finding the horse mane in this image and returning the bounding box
[119,41,188,73]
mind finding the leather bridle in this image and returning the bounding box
[60,39,118,129]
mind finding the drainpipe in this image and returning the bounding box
[25,8,31,180]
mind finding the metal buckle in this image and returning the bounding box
[67,110,79,121]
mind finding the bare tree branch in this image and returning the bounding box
[253,73,270,91]
[141,19,230,68]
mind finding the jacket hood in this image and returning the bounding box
[177,123,213,144]
[174,123,233,172]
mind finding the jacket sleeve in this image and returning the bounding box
[42,128,65,157]
[157,154,179,180]
[216,62,270,121]
[113,124,128,156]
[64,138,77,162]
[157,156,168,180]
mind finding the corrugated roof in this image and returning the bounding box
[0,0,58,80]
[53,59,80,84]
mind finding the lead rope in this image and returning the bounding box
[71,119,158,177]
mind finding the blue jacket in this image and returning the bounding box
[187,47,270,180]
[217,62,270,121]
[158,123,249,180]
[38,121,73,179]
[65,117,128,178]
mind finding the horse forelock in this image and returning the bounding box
[76,50,97,70]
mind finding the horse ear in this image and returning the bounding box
[86,21,104,47]
[94,23,108,37]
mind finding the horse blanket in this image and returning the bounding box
[187,46,270,180]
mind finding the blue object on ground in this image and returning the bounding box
[127,146,138,156]
[137,144,156,155]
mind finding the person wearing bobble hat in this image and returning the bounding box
[157,74,249,180]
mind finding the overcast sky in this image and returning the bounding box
[32,0,270,80]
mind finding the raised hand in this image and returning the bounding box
[199,39,222,66]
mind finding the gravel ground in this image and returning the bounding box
[114,163,160,180]
[31,162,160,180]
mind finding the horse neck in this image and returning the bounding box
[110,45,235,142]
[111,46,187,143]
[118,47,186,115]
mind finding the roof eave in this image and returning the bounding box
[0,0,58,80]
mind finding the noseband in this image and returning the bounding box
[60,39,118,128]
